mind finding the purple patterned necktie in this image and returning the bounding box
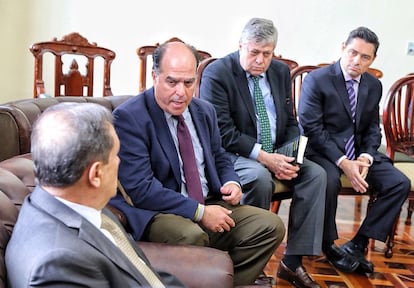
[345,80,357,160]
[175,115,204,204]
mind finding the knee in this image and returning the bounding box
[310,163,328,185]
[247,165,273,190]
[176,226,209,246]
[242,165,274,195]
[263,212,286,246]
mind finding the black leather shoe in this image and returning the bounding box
[277,260,320,288]
[341,241,374,273]
[323,244,359,273]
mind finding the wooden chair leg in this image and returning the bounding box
[406,199,413,225]
[384,213,399,258]
[271,201,281,214]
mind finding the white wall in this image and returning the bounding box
[1,0,413,105]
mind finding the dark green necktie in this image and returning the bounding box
[252,76,273,153]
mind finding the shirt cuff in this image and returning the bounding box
[359,153,373,165]
[193,203,204,222]
[223,180,241,189]
[249,143,262,160]
[336,155,347,167]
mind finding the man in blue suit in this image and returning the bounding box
[299,27,410,275]
[109,41,285,286]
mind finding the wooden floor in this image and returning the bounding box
[264,196,414,287]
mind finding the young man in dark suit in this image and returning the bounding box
[299,27,410,274]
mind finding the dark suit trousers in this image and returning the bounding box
[309,155,410,243]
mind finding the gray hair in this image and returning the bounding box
[239,18,278,46]
[31,102,114,187]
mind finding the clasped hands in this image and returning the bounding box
[200,182,241,233]
[258,150,299,180]
[340,156,370,193]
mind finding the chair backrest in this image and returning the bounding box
[194,57,217,98]
[290,65,320,118]
[273,54,299,70]
[382,74,414,160]
[317,63,383,79]
[30,32,116,98]
[136,37,212,92]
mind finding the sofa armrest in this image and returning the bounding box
[139,241,234,288]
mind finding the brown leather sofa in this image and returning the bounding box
[0,96,235,288]
[0,95,134,162]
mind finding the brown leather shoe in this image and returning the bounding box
[277,261,320,288]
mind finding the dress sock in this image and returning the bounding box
[282,255,302,271]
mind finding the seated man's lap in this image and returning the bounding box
[145,213,209,246]
[145,201,285,252]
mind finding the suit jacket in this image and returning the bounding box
[298,61,384,164]
[5,186,183,287]
[199,51,299,157]
[109,89,240,240]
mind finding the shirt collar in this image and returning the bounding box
[55,196,102,229]
[340,65,361,83]
[165,108,190,121]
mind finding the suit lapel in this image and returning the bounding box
[355,74,369,127]
[188,101,214,175]
[332,63,353,120]
[266,64,286,140]
[231,54,256,124]
[145,91,181,184]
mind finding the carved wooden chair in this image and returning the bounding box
[30,32,116,97]
[273,54,299,71]
[290,65,320,118]
[194,57,217,98]
[382,74,414,226]
[137,37,212,92]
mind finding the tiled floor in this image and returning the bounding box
[265,196,414,287]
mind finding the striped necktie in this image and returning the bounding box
[251,76,273,153]
[345,79,357,160]
[101,214,165,287]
